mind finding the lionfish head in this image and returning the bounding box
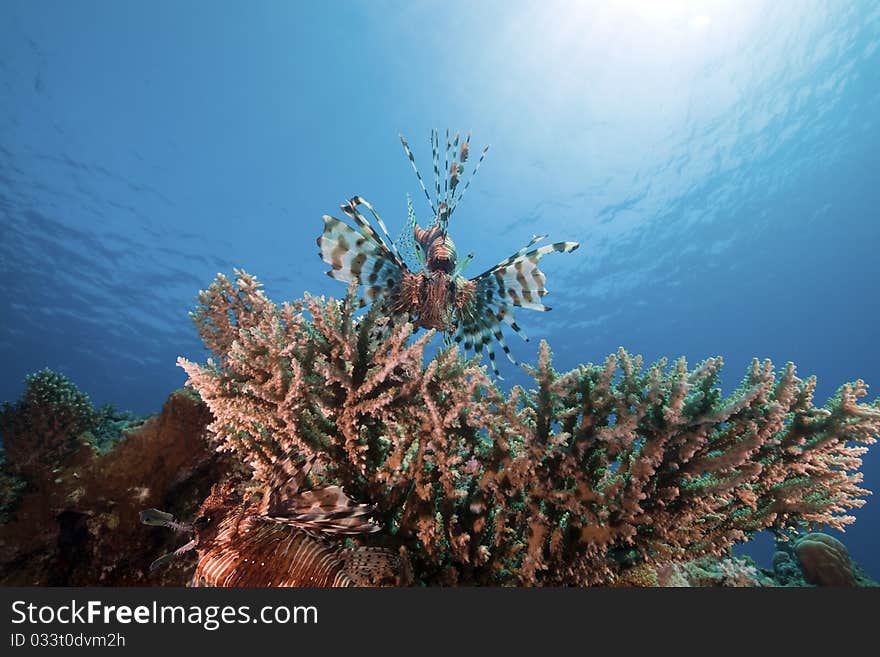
[191,480,242,545]
[139,480,244,573]
[414,222,458,274]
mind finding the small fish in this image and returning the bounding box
[317,129,579,377]
[140,456,397,586]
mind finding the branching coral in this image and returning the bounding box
[179,270,506,582]
[0,369,98,477]
[477,344,878,584]
[0,369,136,483]
[179,270,878,586]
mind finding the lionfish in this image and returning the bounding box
[141,456,401,587]
[317,130,579,377]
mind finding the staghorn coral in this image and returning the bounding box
[179,270,506,583]
[476,343,878,585]
[178,270,878,586]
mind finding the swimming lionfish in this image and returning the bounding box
[317,130,579,377]
[141,456,400,586]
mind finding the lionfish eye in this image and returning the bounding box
[194,514,211,527]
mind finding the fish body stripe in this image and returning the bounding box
[194,517,354,587]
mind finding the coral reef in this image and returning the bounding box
[0,369,99,480]
[0,382,231,585]
[771,532,876,586]
[654,555,774,587]
[794,532,855,586]
[177,270,879,586]
[0,467,27,525]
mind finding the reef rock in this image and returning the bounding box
[794,533,856,587]
[0,387,231,585]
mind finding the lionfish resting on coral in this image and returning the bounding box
[141,456,401,586]
[317,130,579,376]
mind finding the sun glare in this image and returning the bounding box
[691,14,713,29]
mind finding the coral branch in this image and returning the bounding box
[179,271,878,585]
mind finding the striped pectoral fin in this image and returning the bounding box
[343,196,407,265]
[502,313,530,342]
[454,305,517,378]
[268,514,381,536]
[474,277,530,343]
[484,311,518,366]
[450,238,578,377]
[460,326,505,379]
[266,485,381,536]
[473,240,580,311]
[318,214,406,305]
[261,455,316,515]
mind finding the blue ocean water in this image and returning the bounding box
[1,0,878,578]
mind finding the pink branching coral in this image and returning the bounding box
[178,270,507,583]
[478,345,877,584]
[179,270,878,586]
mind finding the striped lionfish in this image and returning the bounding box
[317,130,579,377]
[141,456,400,586]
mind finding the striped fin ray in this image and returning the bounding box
[432,129,441,209]
[400,130,489,225]
[514,234,548,257]
[399,134,436,216]
[267,485,380,536]
[148,539,197,572]
[262,456,380,536]
[443,129,450,205]
[453,320,510,378]
[454,281,520,378]
[263,454,314,501]
[472,241,580,311]
[318,214,407,307]
[449,139,489,215]
[346,195,405,263]
[453,238,580,375]
[340,197,404,263]
[448,131,461,199]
